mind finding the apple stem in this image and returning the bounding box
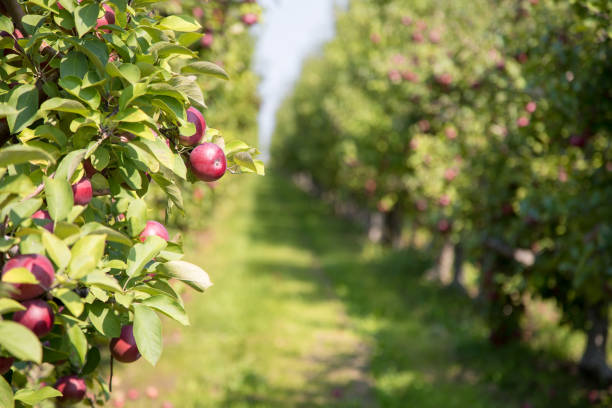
[109,355,114,392]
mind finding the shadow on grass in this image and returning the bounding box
[226,171,597,408]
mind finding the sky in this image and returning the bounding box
[252,0,348,161]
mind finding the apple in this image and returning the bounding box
[370,33,381,44]
[200,32,214,48]
[139,221,169,242]
[72,178,93,205]
[96,4,116,29]
[146,386,159,399]
[401,16,412,26]
[179,107,206,146]
[517,116,530,127]
[189,143,227,182]
[0,357,14,375]
[31,210,53,232]
[127,389,140,400]
[241,13,258,26]
[429,29,441,43]
[525,101,536,113]
[110,324,141,363]
[445,127,457,140]
[436,73,452,86]
[388,69,401,83]
[13,299,54,337]
[437,219,452,233]
[412,32,424,43]
[162,402,174,408]
[55,375,87,404]
[401,70,418,82]
[2,254,55,300]
[192,7,204,19]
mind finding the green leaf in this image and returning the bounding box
[79,222,132,246]
[82,271,123,292]
[7,84,39,134]
[157,260,212,292]
[81,346,100,375]
[0,144,55,167]
[87,301,120,337]
[118,83,147,111]
[0,320,42,363]
[168,76,205,111]
[2,267,39,284]
[45,177,74,221]
[0,298,26,315]
[126,236,167,277]
[0,16,13,34]
[141,295,189,326]
[67,234,106,279]
[233,151,257,172]
[40,97,90,116]
[60,52,89,79]
[55,149,86,181]
[0,174,35,197]
[14,386,62,405]
[74,2,99,37]
[181,61,229,80]
[64,318,88,365]
[133,304,162,366]
[126,199,147,237]
[0,376,14,408]
[54,288,84,317]
[157,15,201,32]
[42,232,71,269]
[225,140,250,156]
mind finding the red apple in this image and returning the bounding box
[200,33,214,48]
[145,386,159,399]
[241,13,258,26]
[437,219,452,233]
[192,6,204,19]
[13,299,54,337]
[189,142,227,182]
[32,210,53,232]
[55,375,87,404]
[72,178,93,205]
[525,101,536,113]
[110,324,141,363]
[179,107,206,146]
[517,116,530,127]
[139,221,169,242]
[0,357,14,375]
[127,389,140,400]
[2,254,55,300]
[388,69,402,83]
[96,4,115,29]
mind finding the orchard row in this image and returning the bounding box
[274,0,611,385]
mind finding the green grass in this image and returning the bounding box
[114,172,599,407]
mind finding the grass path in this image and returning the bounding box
[114,173,594,408]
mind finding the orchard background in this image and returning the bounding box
[1,0,611,407]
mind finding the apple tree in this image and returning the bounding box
[0,0,261,405]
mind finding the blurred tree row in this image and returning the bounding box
[273,0,611,385]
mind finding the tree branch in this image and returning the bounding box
[484,237,535,266]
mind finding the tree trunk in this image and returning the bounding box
[382,206,403,248]
[579,305,612,384]
[451,243,466,293]
[368,212,384,243]
[437,239,454,284]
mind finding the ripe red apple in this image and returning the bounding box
[0,357,14,375]
[412,32,424,43]
[13,299,54,337]
[96,4,116,29]
[2,254,55,300]
[401,16,412,26]
[200,33,214,48]
[32,210,53,232]
[401,70,418,82]
[110,324,141,363]
[241,13,258,26]
[139,221,169,242]
[189,142,227,182]
[388,69,401,83]
[145,386,159,399]
[127,389,140,400]
[525,101,536,113]
[178,107,206,146]
[192,6,204,19]
[517,116,530,127]
[72,178,93,205]
[370,33,381,44]
[437,219,452,233]
[55,375,87,404]
[445,127,457,140]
